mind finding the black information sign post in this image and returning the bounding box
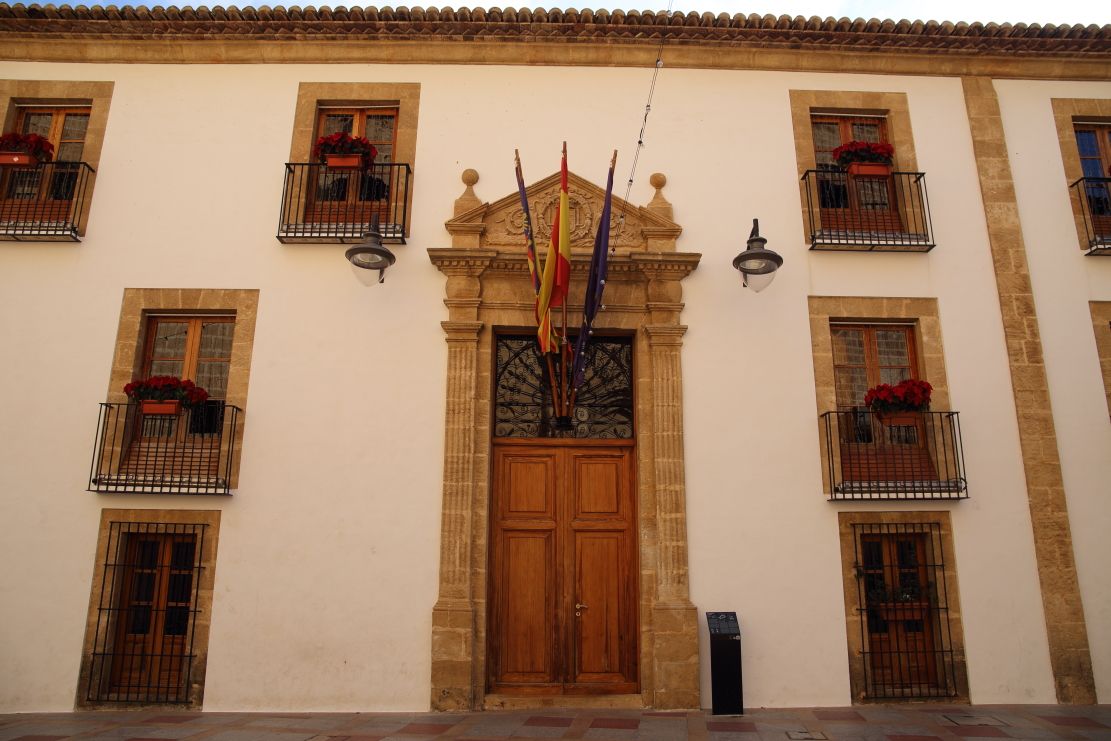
[706,611,743,715]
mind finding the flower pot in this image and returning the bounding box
[0,151,38,167]
[847,162,892,177]
[141,399,182,415]
[324,153,365,170]
[876,410,919,427]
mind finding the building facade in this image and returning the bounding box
[0,4,1109,712]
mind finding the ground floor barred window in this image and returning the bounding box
[78,510,220,707]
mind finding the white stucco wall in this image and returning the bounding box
[0,59,1104,711]
[995,78,1111,703]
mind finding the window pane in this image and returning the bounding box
[879,367,911,386]
[55,141,84,163]
[167,573,193,603]
[373,144,393,163]
[21,113,52,137]
[171,540,196,569]
[164,606,190,636]
[195,361,229,398]
[876,330,910,366]
[836,366,869,407]
[856,179,891,209]
[364,114,396,142]
[61,113,89,141]
[151,322,189,359]
[199,322,234,358]
[851,122,881,142]
[322,114,353,136]
[812,122,841,151]
[832,329,866,365]
[128,605,152,634]
[1076,130,1099,157]
[1081,159,1106,178]
[132,572,155,602]
[137,540,160,567]
[149,360,184,378]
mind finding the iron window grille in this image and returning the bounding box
[851,522,960,700]
[494,334,634,439]
[277,161,411,243]
[89,401,241,495]
[85,521,207,705]
[802,169,934,251]
[1070,177,1111,255]
[0,161,95,241]
[821,410,968,501]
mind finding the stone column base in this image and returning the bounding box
[651,602,701,709]
[430,600,476,711]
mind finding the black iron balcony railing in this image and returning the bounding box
[802,169,934,252]
[89,402,241,495]
[1070,177,1111,256]
[0,161,95,241]
[277,161,411,244]
[821,410,967,501]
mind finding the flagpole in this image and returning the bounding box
[558,141,570,420]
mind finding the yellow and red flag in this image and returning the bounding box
[536,143,571,352]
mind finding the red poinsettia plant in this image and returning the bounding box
[832,140,894,167]
[0,132,54,161]
[124,376,210,407]
[312,131,377,168]
[864,378,933,414]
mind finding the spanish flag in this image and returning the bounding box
[536,143,570,352]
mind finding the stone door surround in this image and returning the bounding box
[427,168,701,710]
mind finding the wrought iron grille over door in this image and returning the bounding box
[852,522,959,699]
[494,335,633,439]
[86,522,206,704]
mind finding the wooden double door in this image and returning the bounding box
[488,440,638,695]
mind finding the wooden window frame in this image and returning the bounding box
[140,315,235,397]
[1073,123,1111,177]
[15,105,91,158]
[831,323,920,410]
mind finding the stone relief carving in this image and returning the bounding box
[451,170,677,250]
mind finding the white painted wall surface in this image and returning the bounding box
[995,78,1111,703]
[0,59,1095,711]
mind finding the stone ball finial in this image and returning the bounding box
[650,172,666,189]
[462,168,479,186]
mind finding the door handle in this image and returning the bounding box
[575,602,588,616]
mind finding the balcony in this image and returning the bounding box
[0,161,95,241]
[820,410,968,501]
[277,161,411,244]
[89,402,241,495]
[802,169,934,252]
[1070,177,1111,256]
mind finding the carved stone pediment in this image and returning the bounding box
[444,169,682,252]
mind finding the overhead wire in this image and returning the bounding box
[610,0,675,256]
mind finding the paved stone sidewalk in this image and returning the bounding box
[1,706,1108,741]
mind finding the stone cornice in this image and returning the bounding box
[1,4,1109,77]
[435,248,701,280]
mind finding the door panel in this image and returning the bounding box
[500,532,556,682]
[572,533,628,684]
[489,441,637,695]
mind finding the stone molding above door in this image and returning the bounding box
[428,168,700,710]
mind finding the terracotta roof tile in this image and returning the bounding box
[0,3,1107,55]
